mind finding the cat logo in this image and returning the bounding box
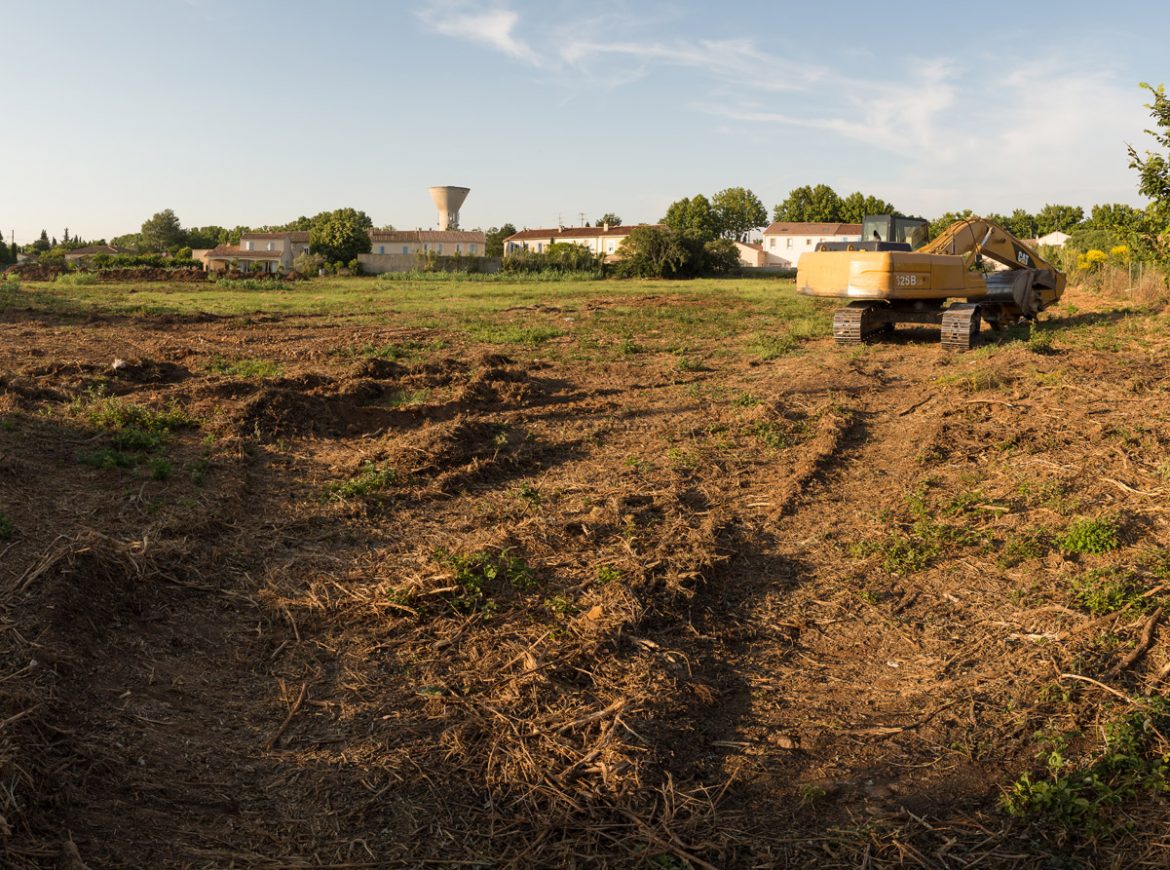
[1017,250,1031,266]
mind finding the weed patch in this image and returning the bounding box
[208,356,283,379]
[328,463,398,500]
[1060,516,1122,555]
[435,549,538,615]
[1001,699,1170,837]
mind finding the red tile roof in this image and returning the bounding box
[504,224,662,242]
[205,245,285,260]
[762,222,861,236]
[240,231,311,242]
[63,245,126,257]
[368,230,485,243]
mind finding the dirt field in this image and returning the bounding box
[3,275,1170,868]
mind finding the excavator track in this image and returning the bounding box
[833,302,887,345]
[940,303,981,351]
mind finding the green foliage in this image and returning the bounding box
[207,356,283,378]
[485,223,517,257]
[772,184,843,223]
[839,191,898,224]
[615,226,737,278]
[90,252,201,270]
[502,242,604,276]
[1071,568,1144,616]
[594,213,622,228]
[328,463,398,500]
[1035,203,1085,235]
[998,529,1051,568]
[77,447,136,469]
[293,251,323,275]
[0,512,13,540]
[149,457,172,481]
[435,549,537,614]
[1001,699,1170,837]
[711,187,767,241]
[929,209,976,238]
[1059,517,1122,555]
[596,565,622,585]
[309,207,374,263]
[54,271,98,286]
[84,396,196,434]
[662,194,722,241]
[139,208,185,252]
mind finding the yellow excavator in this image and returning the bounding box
[796,216,1066,350]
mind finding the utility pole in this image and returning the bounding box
[578,212,586,227]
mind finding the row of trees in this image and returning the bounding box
[661,187,767,242]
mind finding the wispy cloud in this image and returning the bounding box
[416,3,541,66]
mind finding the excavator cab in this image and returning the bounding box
[816,215,930,253]
[862,215,930,249]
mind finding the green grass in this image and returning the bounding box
[81,395,196,434]
[1071,568,1145,616]
[327,463,398,500]
[207,355,284,379]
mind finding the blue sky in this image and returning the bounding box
[4,0,1168,244]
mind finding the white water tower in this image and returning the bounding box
[428,186,470,231]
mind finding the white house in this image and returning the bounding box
[503,224,660,260]
[760,222,862,268]
[367,230,485,257]
[1033,231,1070,248]
[203,231,311,273]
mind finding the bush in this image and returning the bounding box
[614,226,739,279]
[90,253,201,270]
[54,271,98,286]
[347,257,363,275]
[293,251,323,275]
[1059,516,1121,555]
[502,242,605,277]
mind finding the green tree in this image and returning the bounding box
[772,184,843,223]
[594,213,622,228]
[1129,83,1170,225]
[929,209,976,237]
[839,191,898,223]
[184,226,232,249]
[1034,203,1084,235]
[711,187,767,240]
[662,194,721,241]
[486,223,517,257]
[140,209,185,252]
[308,207,373,263]
[0,231,11,265]
[1087,203,1143,229]
[32,230,50,253]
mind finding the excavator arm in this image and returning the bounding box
[919,218,1065,319]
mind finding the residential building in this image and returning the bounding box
[1033,231,1070,248]
[63,244,127,266]
[203,231,310,273]
[760,222,862,268]
[367,230,486,257]
[733,241,766,268]
[502,224,660,260]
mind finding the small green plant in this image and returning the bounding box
[618,337,644,355]
[149,457,172,481]
[0,418,14,431]
[111,426,164,451]
[436,549,537,614]
[1071,568,1144,616]
[0,512,13,540]
[515,482,541,506]
[78,447,136,469]
[1060,516,1122,555]
[328,463,397,500]
[676,356,704,372]
[1001,699,1170,836]
[733,392,761,407]
[750,333,799,360]
[998,530,1051,568]
[544,594,578,617]
[596,565,622,585]
[84,395,196,434]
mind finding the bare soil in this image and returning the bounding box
[3,284,1170,868]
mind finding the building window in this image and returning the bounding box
[786,238,792,248]
[437,244,443,254]
[246,241,254,251]
[806,239,812,245]
[402,246,409,255]
[537,243,543,253]
[455,244,461,253]
[769,238,776,249]
[607,242,615,253]
[470,244,477,254]
[379,246,385,254]
[267,241,274,251]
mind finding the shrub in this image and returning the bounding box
[54,271,98,286]
[293,251,323,275]
[502,242,605,277]
[1059,516,1121,555]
